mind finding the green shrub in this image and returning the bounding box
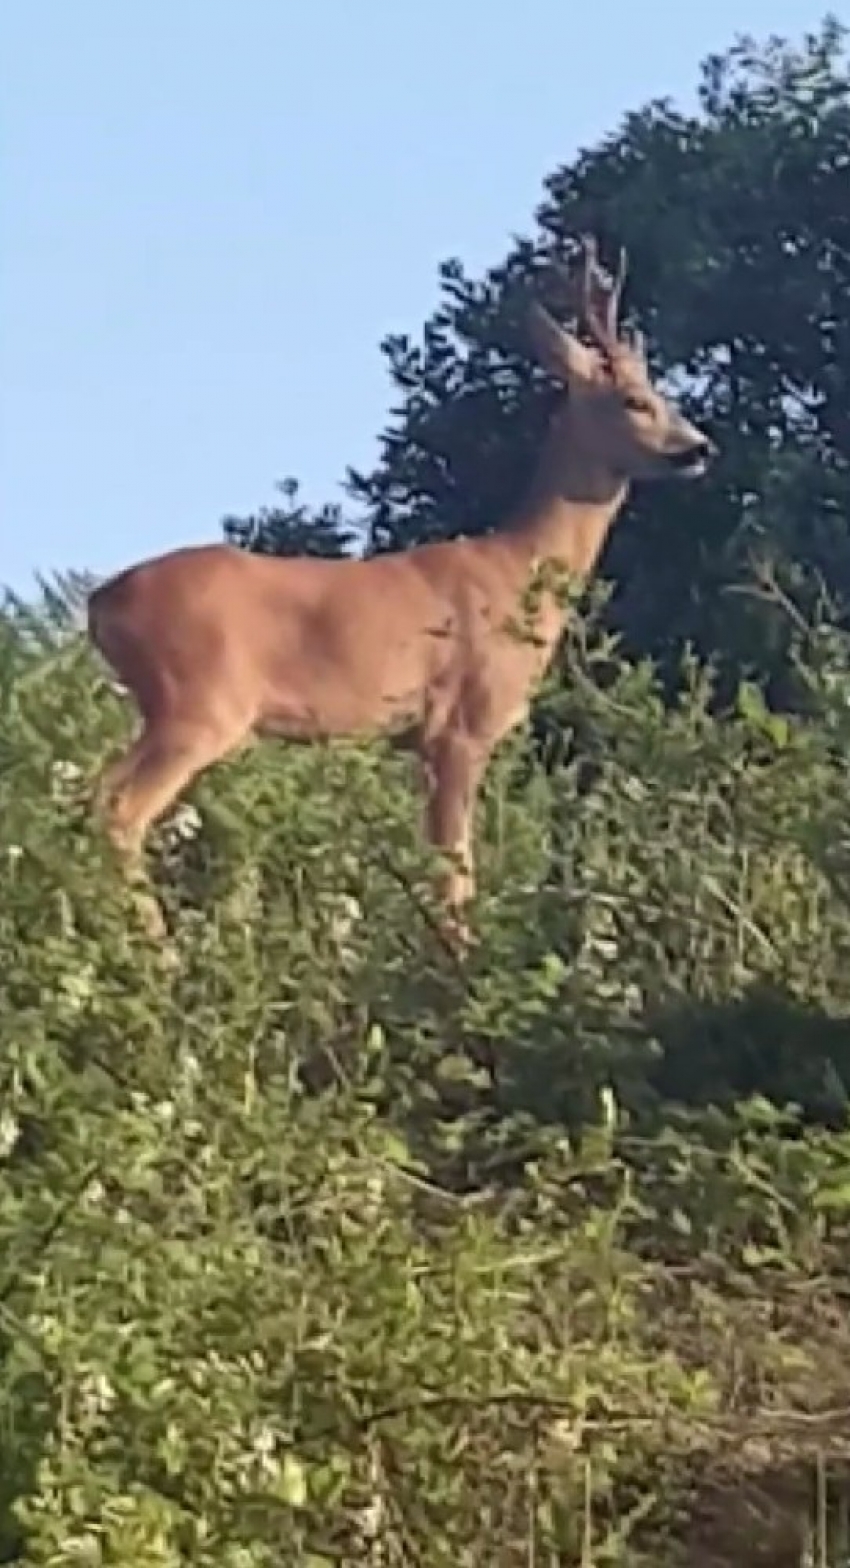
[3,594,850,1564]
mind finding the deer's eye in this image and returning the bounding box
[623,394,653,416]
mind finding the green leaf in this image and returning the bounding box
[813,1181,850,1211]
[276,1452,308,1509]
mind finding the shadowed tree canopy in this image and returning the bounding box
[336,18,849,701]
[221,20,849,702]
[223,478,356,559]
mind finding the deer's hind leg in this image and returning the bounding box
[93,711,250,936]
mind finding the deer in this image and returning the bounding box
[86,236,716,948]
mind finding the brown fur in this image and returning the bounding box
[87,238,716,945]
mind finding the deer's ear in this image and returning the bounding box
[527,303,598,385]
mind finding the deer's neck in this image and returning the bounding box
[504,413,628,580]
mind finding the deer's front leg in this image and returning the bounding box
[420,734,485,949]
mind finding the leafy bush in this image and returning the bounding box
[3,590,850,1564]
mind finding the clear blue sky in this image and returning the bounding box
[3,0,827,594]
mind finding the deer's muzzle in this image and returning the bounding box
[666,438,717,477]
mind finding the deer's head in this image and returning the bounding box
[527,237,716,483]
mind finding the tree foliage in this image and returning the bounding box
[222,478,355,559]
[337,17,850,702]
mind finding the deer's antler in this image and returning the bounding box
[549,235,628,356]
[578,234,627,352]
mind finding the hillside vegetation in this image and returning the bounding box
[6,15,850,1564]
[3,587,850,1567]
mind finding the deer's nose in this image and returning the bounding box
[667,437,717,473]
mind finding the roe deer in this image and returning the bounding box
[87,236,716,946]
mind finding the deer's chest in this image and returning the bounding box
[447,596,563,740]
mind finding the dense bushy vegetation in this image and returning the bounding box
[3,583,850,1565]
[6,17,850,1565]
